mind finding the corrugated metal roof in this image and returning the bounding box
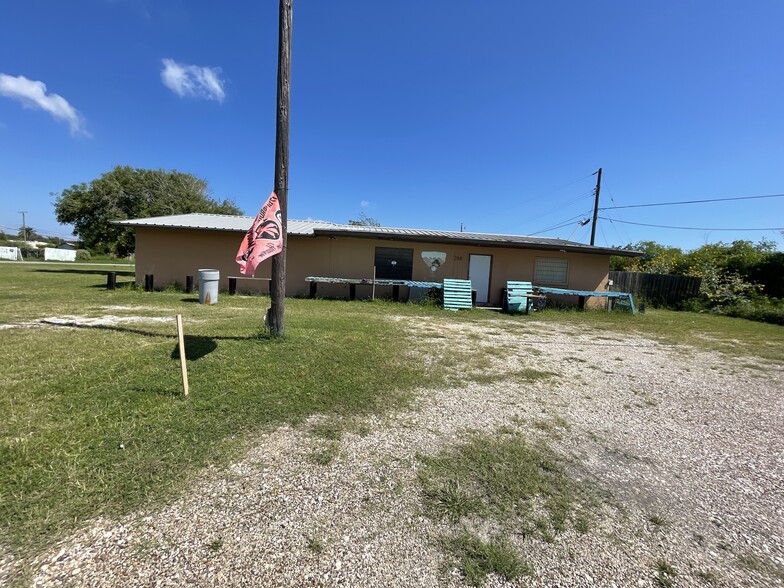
[116,213,641,257]
[116,213,342,235]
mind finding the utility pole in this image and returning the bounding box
[19,211,28,243]
[268,0,292,337]
[589,168,602,246]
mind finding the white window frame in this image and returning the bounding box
[534,257,569,285]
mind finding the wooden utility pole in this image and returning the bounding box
[19,211,28,243]
[268,0,292,337]
[589,167,602,246]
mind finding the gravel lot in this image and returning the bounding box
[7,316,784,587]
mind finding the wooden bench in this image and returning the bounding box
[535,286,637,315]
[443,279,473,311]
[506,281,535,314]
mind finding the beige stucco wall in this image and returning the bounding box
[134,227,611,308]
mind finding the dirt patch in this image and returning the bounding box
[0,315,176,330]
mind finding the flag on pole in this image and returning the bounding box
[235,191,284,276]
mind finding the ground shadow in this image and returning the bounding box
[89,282,136,289]
[171,335,218,361]
[37,319,272,344]
[34,268,135,277]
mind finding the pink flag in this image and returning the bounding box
[235,191,284,276]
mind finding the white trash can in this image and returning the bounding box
[198,269,220,305]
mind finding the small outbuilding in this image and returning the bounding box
[118,213,640,308]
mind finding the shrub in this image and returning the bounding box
[720,298,784,326]
[76,249,91,261]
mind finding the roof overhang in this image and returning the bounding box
[311,228,642,257]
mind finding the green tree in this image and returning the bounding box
[348,212,381,227]
[609,241,686,274]
[750,251,784,298]
[17,226,45,241]
[54,166,242,256]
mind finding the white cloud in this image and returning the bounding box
[161,58,225,102]
[0,74,89,136]
[360,200,370,208]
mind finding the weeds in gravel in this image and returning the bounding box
[465,367,558,386]
[440,532,530,587]
[655,559,678,587]
[418,430,586,531]
[532,415,571,437]
[531,308,784,363]
[736,552,784,581]
[207,538,223,552]
[305,534,325,555]
[418,428,596,585]
[307,442,340,466]
[697,569,719,584]
[422,479,484,524]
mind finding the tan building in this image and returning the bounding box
[118,213,640,308]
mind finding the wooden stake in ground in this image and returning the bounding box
[268,0,292,337]
[176,314,189,396]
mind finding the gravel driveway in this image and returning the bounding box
[10,317,784,587]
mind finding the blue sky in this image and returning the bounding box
[1,0,783,251]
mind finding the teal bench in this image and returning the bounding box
[506,281,535,314]
[443,279,473,311]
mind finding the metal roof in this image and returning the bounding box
[116,213,343,235]
[116,213,641,257]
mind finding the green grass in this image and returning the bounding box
[0,265,445,557]
[440,532,530,587]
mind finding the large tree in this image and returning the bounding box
[55,166,243,256]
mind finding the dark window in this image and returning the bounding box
[375,247,413,280]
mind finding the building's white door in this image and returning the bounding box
[468,254,492,305]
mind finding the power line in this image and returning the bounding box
[598,217,784,231]
[485,172,596,228]
[599,192,784,211]
[530,210,592,236]
[505,191,594,234]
